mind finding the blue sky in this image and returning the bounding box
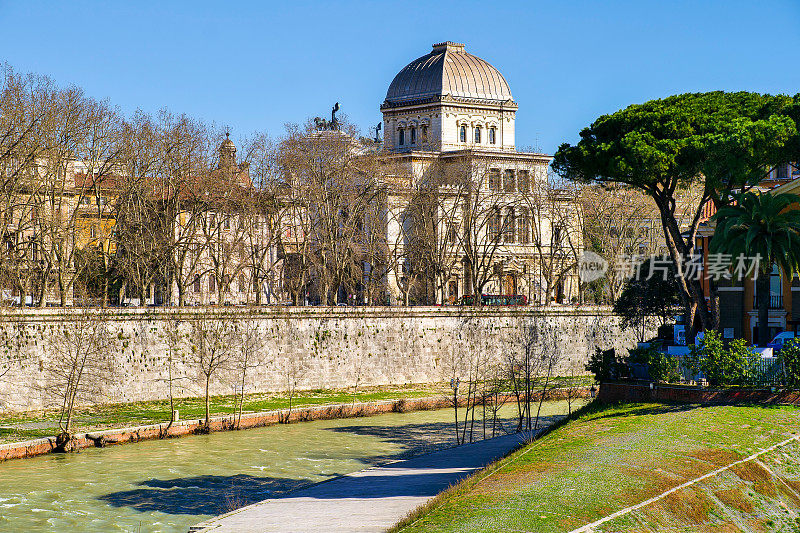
[1,1,799,154]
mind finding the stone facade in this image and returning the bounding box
[0,307,647,412]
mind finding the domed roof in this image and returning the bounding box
[384,42,513,105]
[220,132,235,149]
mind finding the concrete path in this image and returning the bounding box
[189,431,530,533]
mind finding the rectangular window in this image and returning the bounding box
[504,170,515,192]
[488,169,501,190]
[777,164,790,180]
[194,276,201,293]
[489,127,496,144]
[474,126,481,143]
[89,225,96,239]
[518,209,529,243]
[410,127,416,144]
[447,223,458,243]
[421,125,428,142]
[504,208,515,242]
[517,170,529,193]
[399,128,405,145]
[239,274,246,293]
[209,275,215,293]
[459,125,466,142]
[490,209,501,240]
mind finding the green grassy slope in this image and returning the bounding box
[395,402,800,533]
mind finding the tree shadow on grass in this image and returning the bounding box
[98,474,312,515]
[588,402,700,422]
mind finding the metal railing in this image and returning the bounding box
[752,293,784,309]
[666,353,785,387]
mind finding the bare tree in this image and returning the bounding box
[188,314,234,431]
[280,355,305,424]
[524,174,583,305]
[159,313,189,431]
[45,309,118,450]
[506,318,563,437]
[278,120,385,305]
[232,317,266,428]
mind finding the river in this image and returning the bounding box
[0,400,581,532]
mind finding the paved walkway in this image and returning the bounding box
[189,431,530,533]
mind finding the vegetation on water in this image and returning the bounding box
[392,401,800,533]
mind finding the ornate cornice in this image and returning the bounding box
[381,94,518,111]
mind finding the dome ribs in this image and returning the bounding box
[384,42,513,105]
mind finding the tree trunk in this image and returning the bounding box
[757,273,770,347]
[204,374,211,429]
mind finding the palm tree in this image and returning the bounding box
[711,191,800,345]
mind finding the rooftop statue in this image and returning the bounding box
[313,102,341,131]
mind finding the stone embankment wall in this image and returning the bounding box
[599,382,800,405]
[0,306,647,412]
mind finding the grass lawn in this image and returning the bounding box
[0,383,446,444]
[394,401,800,533]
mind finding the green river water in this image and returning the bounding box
[0,401,580,532]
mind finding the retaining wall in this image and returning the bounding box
[599,381,800,405]
[0,306,646,412]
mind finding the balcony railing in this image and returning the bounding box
[753,293,784,309]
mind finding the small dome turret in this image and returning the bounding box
[219,131,236,169]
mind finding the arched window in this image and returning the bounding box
[398,128,405,146]
[489,127,496,145]
[410,127,416,144]
[459,125,467,142]
[474,126,481,143]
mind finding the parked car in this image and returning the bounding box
[767,331,795,355]
[458,294,527,306]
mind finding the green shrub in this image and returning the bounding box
[585,347,622,383]
[628,345,680,383]
[780,337,800,388]
[693,330,756,386]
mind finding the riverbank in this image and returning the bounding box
[0,401,582,532]
[0,385,593,462]
[391,402,800,532]
[191,432,534,533]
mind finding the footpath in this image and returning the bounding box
[190,431,531,532]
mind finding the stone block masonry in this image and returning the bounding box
[0,306,646,412]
